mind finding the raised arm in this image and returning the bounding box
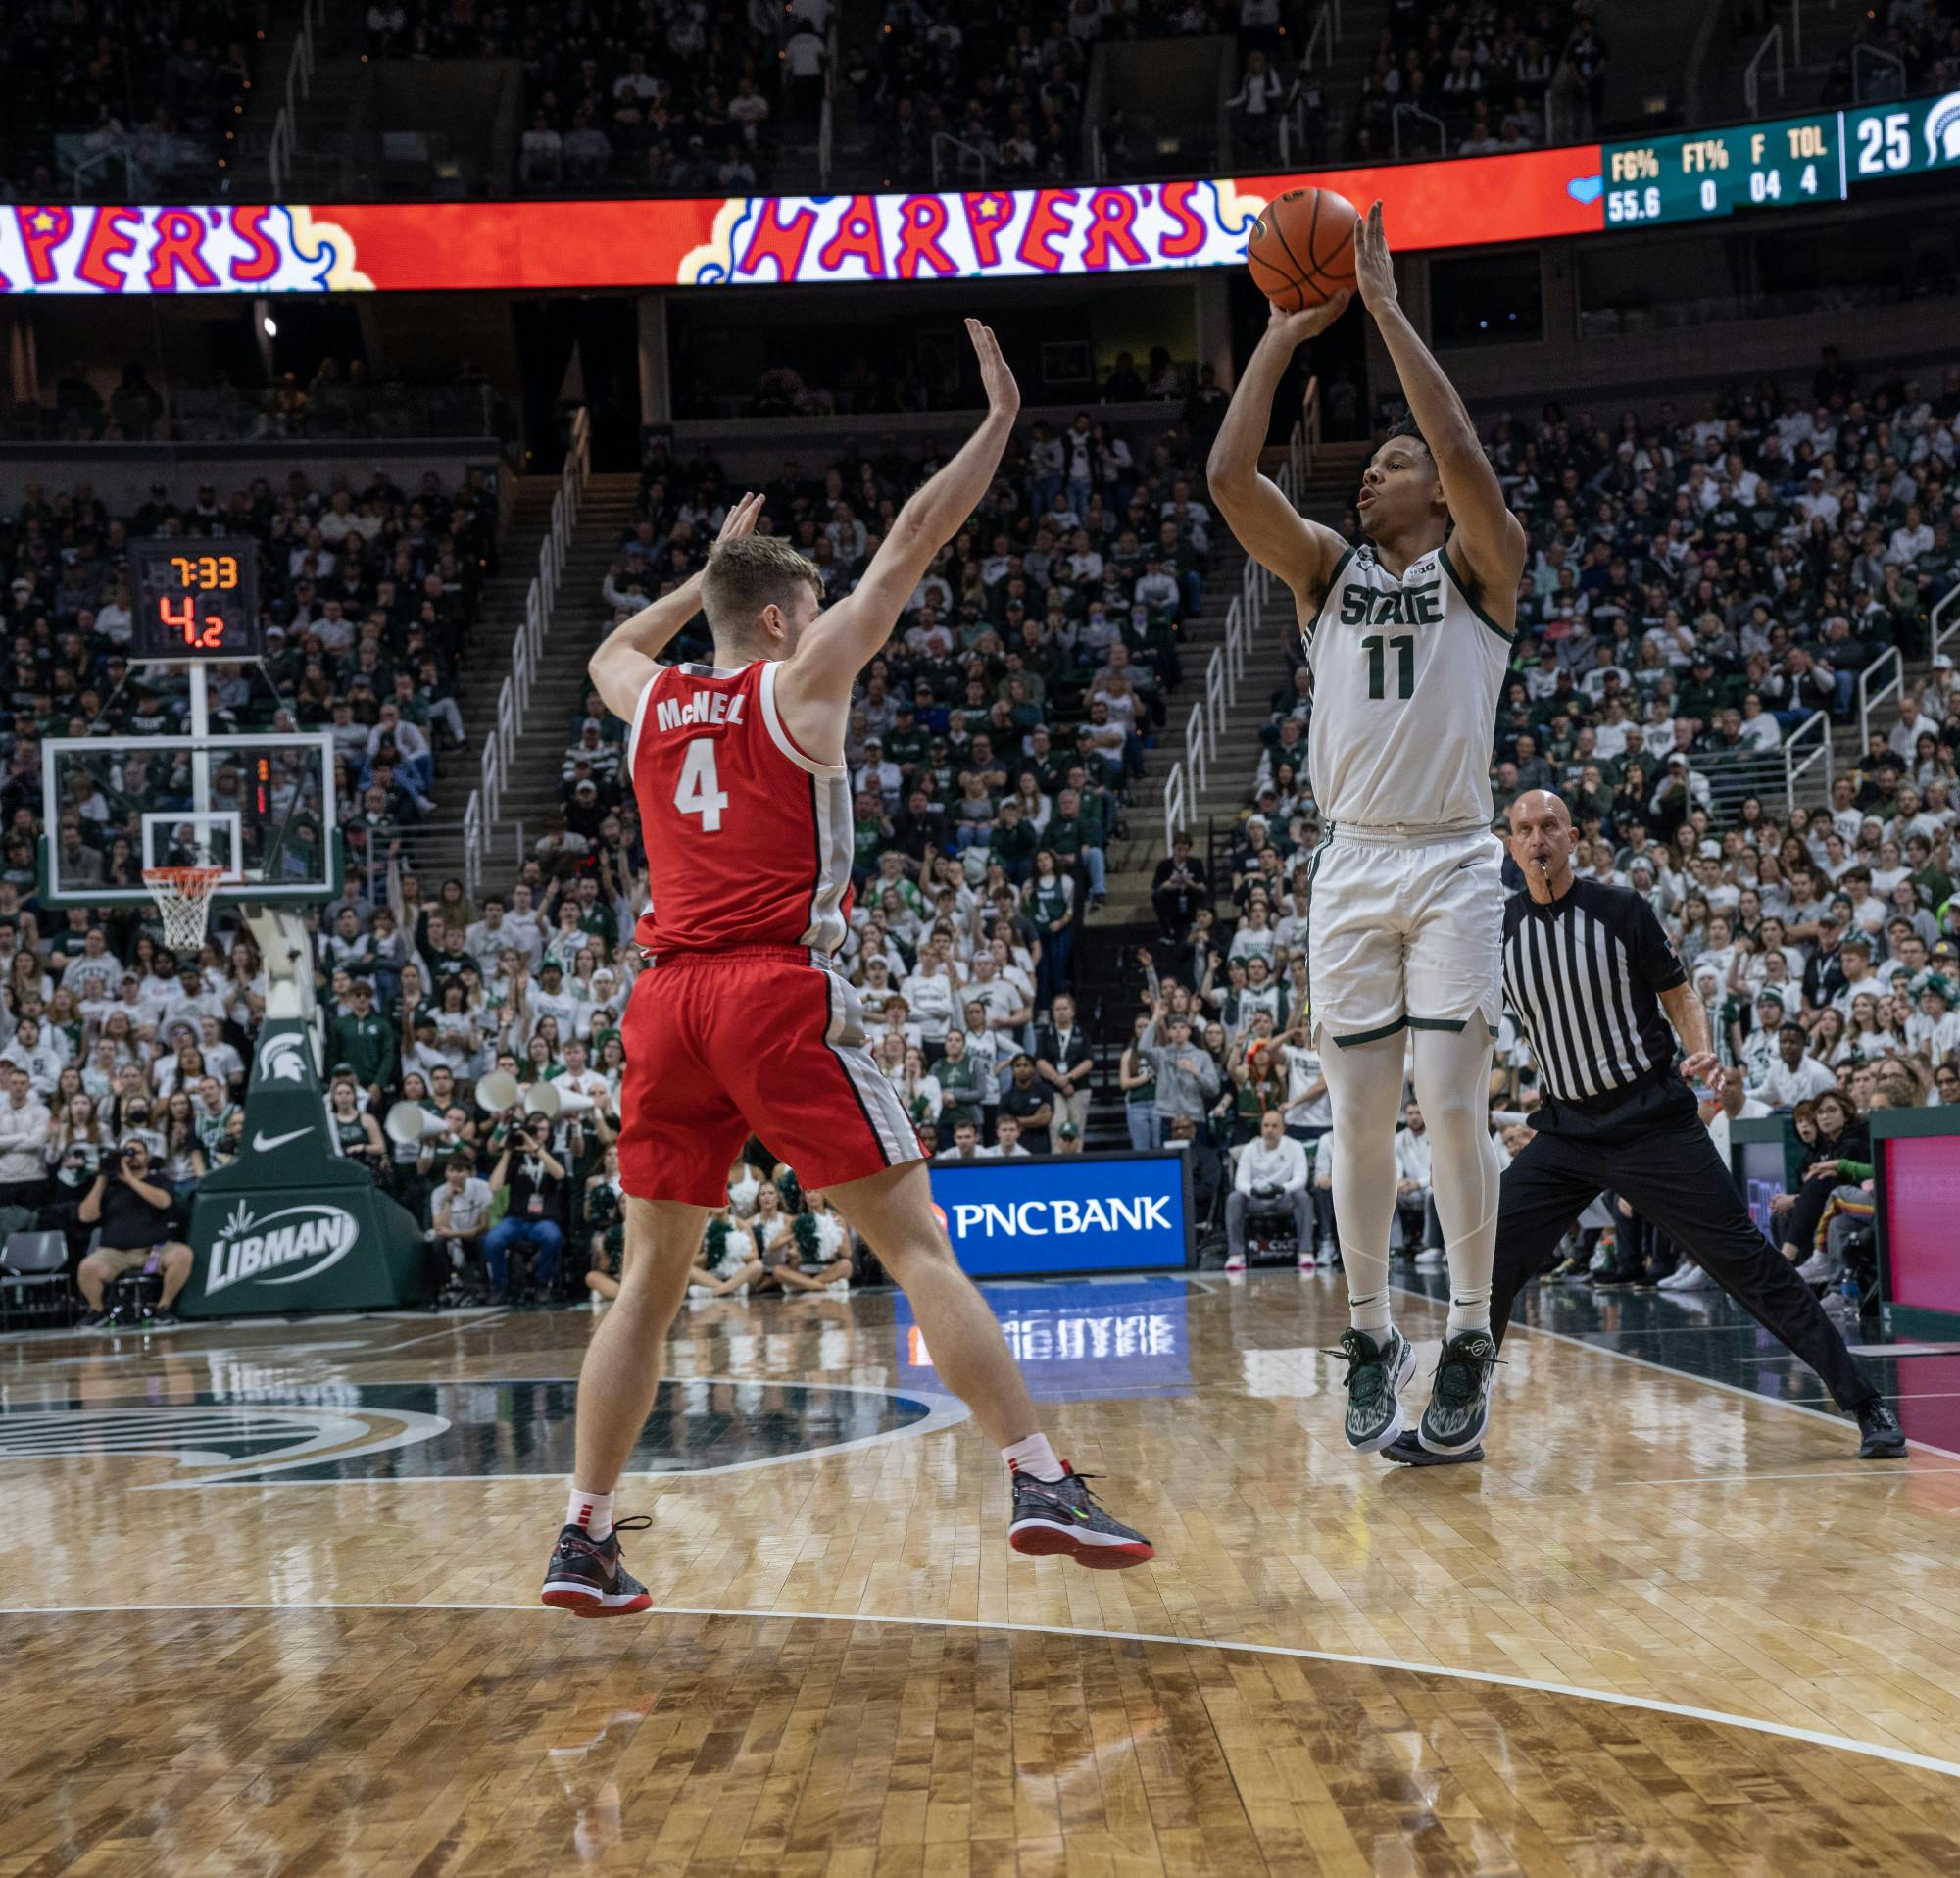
[778,320,1018,711]
[1352,200,1525,611]
[1205,295,1352,606]
[586,492,764,719]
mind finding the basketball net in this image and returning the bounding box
[143,865,224,955]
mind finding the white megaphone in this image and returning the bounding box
[476,1069,521,1113]
[547,1082,595,1115]
[523,1080,563,1122]
[385,1102,451,1145]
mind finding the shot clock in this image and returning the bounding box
[130,539,264,660]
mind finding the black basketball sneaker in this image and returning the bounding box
[1856,1402,1907,1459]
[540,1515,654,1616]
[1008,1465,1155,1570]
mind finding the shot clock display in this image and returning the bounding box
[130,539,264,661]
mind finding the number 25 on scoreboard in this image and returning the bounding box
[159,596,227,649]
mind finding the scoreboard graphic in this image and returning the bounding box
[1,90,1955,295]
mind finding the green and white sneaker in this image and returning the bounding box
[1418,1328,1500,1455]
[1334,1325,1416,1453]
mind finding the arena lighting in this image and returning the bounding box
[3,93,1953,294]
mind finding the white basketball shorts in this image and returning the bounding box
[1305,824,1505,1050]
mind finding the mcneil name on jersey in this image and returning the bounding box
[654,687,749,735]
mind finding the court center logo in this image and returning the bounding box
[1929,92,1960,165]
[204,1201,359,1296]
[257,1033,309,1082]
[0,1379,964,1486]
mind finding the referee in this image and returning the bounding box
[1442,792,1904,1461]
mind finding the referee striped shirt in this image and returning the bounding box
[1501,878,1688,1108]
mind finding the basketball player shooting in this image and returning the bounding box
[1208,202,1525,1458]
[539,320,1152,1615]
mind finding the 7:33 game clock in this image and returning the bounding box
[129,539,264,660]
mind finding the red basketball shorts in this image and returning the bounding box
[616,944,923,1207]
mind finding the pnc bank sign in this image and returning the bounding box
[927,1154,1191,1279]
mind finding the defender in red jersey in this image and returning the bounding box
[537,325,1152,1614]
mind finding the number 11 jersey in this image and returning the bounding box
[1302,541,1512,831]
[628,659,854,956]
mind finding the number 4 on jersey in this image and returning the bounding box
[674,737,729,830]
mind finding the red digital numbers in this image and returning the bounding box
[159,595,227,649]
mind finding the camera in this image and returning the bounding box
[99,1145,124,1174]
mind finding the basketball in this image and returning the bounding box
[1246,186,1360,312]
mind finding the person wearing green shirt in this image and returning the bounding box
[1045,789,1107,905]
[991,799,1038,881]
[331,981,398,1102]
[933,1028,989,1132]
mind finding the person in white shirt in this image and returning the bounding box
[1748,1024,1840,1108]
[1907,977,1960,1063]
[936,1120,991,1161]
[991,1115,1031,1158]
[1393,1100,1441,1265]
[1225,1109,1311,1272]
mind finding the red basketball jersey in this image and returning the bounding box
[628,659,854,955]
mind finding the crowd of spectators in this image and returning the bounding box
[0,455,506,1322]
[10,357,505,449]
[355,0,1609,199]
[1,1,260,201]
[0,394,1222,1321]
[1822,0,1960,105]
[359,0,820,195]
[1171,353,1959,1284]
[1342,0,1602,163]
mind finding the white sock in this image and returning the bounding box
[1446,1291,1492,1340]
[1348,1289,1393,1336]
[565,1487,614,1542]
[1002,1432,1065,1482]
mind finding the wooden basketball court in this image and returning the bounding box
[5,1272,1958,1875]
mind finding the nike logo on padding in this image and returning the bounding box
[1455,858,1477,870]
[252,1127,314,1151]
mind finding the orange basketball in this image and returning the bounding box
[1246,187,1359,313]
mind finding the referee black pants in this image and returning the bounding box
[1488,1076,1879,1413]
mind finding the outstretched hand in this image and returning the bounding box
[1264,288,1351,353]
[716,490,764,542]
[1353,199,1396,313]
[965,318,1019,417]
[1679,1052,1726,1099]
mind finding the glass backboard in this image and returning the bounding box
[39,732,341,908]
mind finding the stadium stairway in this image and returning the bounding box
[433,472,643,876]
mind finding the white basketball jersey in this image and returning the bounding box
[1302,541,1511,829]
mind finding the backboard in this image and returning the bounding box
[39,732,342,909]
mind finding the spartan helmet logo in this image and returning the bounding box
[258,1032,309,1082]
[1928,92,1960,165]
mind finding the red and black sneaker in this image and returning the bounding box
[1008,1463,1155,1570]
[540,1515,654,1617]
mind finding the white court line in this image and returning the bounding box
[2,1597,1956,1785]
[1388,1279,1960,1464]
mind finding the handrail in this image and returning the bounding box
[1392,103,1446,161]
[465,404,589,900]
[1931,579,1960,664]
[267,0,322,198]
[1852,43,1907,101]
[1743,23,1784,117]
[1856,643,1902,751]
[1784,709,1833,811]
[931,131,989,187]
[1163,760,1188,851]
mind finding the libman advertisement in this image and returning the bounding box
[925,1151,1193,1279]
[181,1018,423,1317]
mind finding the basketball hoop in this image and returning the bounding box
[143,865,225,955]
